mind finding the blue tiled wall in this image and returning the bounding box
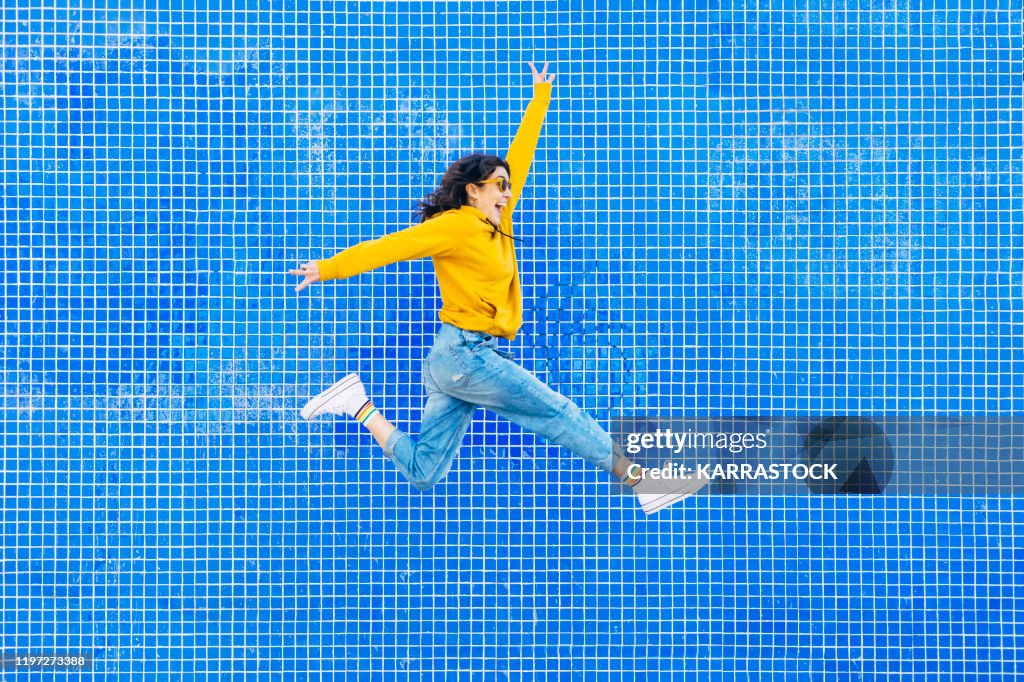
[2,2,1022,678]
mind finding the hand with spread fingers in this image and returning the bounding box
[289,261,320,293]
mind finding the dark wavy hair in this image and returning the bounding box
[414,153,511,223]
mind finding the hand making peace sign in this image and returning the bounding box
[528,61,556,85]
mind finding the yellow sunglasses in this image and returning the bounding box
[476,177,512,193]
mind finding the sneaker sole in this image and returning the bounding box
[641,477,710,515]
[299,373,361,420]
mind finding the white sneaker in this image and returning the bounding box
[300,373,370,421]
[633,470,710,515]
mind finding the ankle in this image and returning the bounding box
[362,411,387,430]
[363,413,397,449]
[622,464,644,488]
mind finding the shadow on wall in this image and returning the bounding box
[524,271,637,413]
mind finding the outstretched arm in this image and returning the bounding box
[504,61,555,216]
[289,211,467,292]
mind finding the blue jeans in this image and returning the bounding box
[382,322,616,490]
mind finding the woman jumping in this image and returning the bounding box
[289,62,706,514]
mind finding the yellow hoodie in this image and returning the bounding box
[316,81,552,341]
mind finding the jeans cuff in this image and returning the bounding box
[598,446,617,474]
[603,441,626,474]
[383,428,406,457]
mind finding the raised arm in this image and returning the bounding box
[504,61,555,216]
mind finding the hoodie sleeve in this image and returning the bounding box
[504,80,552,216]
[315,210,467,282]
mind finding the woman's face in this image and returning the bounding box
[466,167,513,227]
